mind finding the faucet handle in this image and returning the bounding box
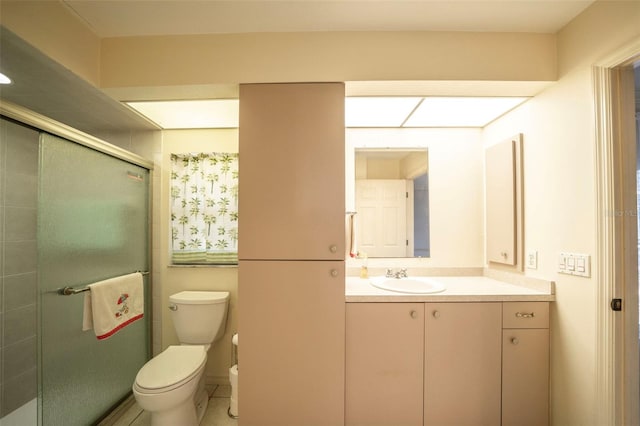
[386,268,394,278]
[399,268,408,277]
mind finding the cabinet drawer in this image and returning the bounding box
[503,302,549,329]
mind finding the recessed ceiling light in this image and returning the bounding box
[345,96,529,128]
[404,97,528,127]
[346,97,422,127]
[0,72,12,84]
[126,99,239,129]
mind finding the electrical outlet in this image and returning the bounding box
[526,250,538,269]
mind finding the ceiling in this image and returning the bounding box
[62,0,595,37]
[0,1,597,138]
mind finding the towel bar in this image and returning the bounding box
[60,271,150,296]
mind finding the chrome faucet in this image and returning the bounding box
[386,268,408,279]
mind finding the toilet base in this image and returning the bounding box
[194,380,209,423]
[149,400,198,426]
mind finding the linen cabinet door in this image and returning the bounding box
[424,303,502,426]
[346,303,424,426]
[239,260,345,426]
[238,83,345,260]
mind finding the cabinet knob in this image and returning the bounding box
[410,310,418,319]
[329,244,338,253]
[432,310,440,319]
[511,337,519,345]
[330,269,339,277]
[501,252,508,258]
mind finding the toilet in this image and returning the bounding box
[133,291,229,426]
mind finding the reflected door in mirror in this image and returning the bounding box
[356,179,407,257]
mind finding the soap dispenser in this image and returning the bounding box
[359,252,368,279]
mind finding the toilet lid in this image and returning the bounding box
[135,346,206,391]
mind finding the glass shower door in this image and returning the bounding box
[38,133,150,425]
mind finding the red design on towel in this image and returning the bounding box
[99,291,141,340]
[97,314,143,340]
[115,293,130,318]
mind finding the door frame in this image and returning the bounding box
[593,37,640,426]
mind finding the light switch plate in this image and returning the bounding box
[526,250,538,269]
[558,252,591,277]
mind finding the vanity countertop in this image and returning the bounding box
[346,275,555,302]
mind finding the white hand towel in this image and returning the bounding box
[82,272,144,340]
[348,213,358,258]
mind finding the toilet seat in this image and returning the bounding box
[134,346,206,394]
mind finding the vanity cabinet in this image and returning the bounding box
[345,301,549,426]
[346,303,424,426]
[502,302,549,426]
[424,303,502,426]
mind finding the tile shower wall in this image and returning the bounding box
[0,118,39,417]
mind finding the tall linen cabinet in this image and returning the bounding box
[238,83,346,426]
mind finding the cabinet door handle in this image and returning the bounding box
[410,310,418,319]
[330,269,339,277]
[432,310,440,319]
[329,244,338,253]
[515,312,535,318]
[511,337,520,345]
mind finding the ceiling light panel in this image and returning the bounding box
[126,99,239,129]
[404,97,528,127]
[0,72,11,84]
[345,97,421,127]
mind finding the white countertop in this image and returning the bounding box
[346,276,555,302]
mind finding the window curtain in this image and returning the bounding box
[170,152,239,264]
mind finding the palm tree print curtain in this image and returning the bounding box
[171,152,238,264]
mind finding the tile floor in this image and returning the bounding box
[110,385,237,426]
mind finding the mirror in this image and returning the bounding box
[354,149,430,258]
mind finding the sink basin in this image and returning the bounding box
[369,276,446,294]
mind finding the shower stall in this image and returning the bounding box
[0,109,152,425]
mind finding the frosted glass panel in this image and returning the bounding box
[38,133,150,425]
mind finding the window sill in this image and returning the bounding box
[169,264,238,269]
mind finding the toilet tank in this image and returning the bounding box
[169,291,229,345]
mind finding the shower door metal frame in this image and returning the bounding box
[0,100,153,170]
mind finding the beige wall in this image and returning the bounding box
[483,2,640,425]
[160,129,239,384]
[346,128,484,268]
[100,31,556,89]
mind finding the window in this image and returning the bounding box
[170,152,238,264]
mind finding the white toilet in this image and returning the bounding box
[133,291,229,426]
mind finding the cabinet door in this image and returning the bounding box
[502,329,549,426]
[239,83,345,260]
[238,260,345,426]
[424,303,502,426]
[485,139,516,265]
[346,303,424,426]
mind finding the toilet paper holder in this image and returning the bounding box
[229,332,239,419]
[231,332,238,367]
